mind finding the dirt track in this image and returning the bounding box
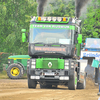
[0,79,100,100]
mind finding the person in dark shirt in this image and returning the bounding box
[90,40,100,48]
[97,66,100,95]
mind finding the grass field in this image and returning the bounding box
[0,70,27,79]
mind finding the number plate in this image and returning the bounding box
[45,72,54,75]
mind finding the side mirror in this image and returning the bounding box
[76,26,81,34]
[21,29,26,42]
[78,27,81,34]
[77,34,82,44]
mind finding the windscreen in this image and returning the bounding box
[85,38,100,48]
[29,24,75,44]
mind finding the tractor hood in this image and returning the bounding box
[8,55,31,59]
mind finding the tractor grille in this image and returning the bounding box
[17,59,21,62]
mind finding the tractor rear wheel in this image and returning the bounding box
[7,63,23,79]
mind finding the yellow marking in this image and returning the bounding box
[8,58,30,59]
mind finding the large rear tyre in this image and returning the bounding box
[28,77,37,89]
[68,71,77,90]
[77,73,86,89]
[7,63,23,79]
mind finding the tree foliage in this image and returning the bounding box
[0,0,100,55]
[0,52,11,72]
[0,0,37,55]
[44,0,100,43]
[44,0,75,17]
[81,0,100,42]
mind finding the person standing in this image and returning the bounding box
[97,64,100,95]
[90,40,100,48]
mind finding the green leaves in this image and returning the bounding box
[0,0,37,55]
[81,0,100,42]
[44,0,75,17]
[1,0,100,55]
[0,53,11,72]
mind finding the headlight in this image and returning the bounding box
[27,61,30,64]
[42,17,46,21]
[31,62,35,64]
[47,17,51,21]
[27,65,29,67]
[31,65,35,69]
[52,17,56,21]
[71,65,74,68]
[71,62,74,65]
[65,66,69,70]
[65,63,69,66]
[8,61,10,63]
[57,17,62,22]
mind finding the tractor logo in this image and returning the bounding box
[48,62,52,68]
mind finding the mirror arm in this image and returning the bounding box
[27,32,29,42]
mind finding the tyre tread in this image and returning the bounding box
[28,78,36,89]
[7,63,23,79]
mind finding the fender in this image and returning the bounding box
[17,62,25,70]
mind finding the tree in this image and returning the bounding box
[0,0,37,55]
[81,0,100,42]
[44,0,75,17]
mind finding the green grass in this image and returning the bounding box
[22,73,27,79]
[0,70,9,79]
[0,70,27,79]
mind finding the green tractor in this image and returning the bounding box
[6,55,30,79]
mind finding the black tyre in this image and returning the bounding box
[77,73,86,89]
[68,71,77,90]
[7,63,24,79]
[28,77,37,89]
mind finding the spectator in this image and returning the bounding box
[90,40,100,48]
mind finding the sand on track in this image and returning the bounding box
[0,78,99,100]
